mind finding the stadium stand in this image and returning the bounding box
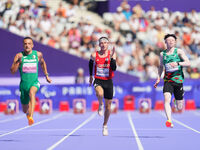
[0,0,200,81]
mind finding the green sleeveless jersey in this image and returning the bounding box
[163,48,184,83]
[19,50,39,86]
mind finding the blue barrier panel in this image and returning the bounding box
[0,80,198,109]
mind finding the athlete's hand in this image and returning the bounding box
[46,76,52,83]
[89,76,93,86]
[16,54,22,64]
[154,78,160,88]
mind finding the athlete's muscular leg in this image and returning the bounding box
[164,92,172,121]
[95,86,104,106]
[28,86,38,118]
[103,99,112,126]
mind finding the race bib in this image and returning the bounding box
[96,67,109,77]
[165,63,179,72]
[22,63,37,73]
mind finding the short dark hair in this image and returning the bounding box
[164,34,177,40]
[99,37,109,43]
[23,37,33,42]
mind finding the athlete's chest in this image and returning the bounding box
[21,54,38,73]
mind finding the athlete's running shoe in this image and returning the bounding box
[103,125,108,136]
[98,104,104,116]
[27,115,34,126]
[166,120,174,128]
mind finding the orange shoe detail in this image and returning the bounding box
[27,115,34,126]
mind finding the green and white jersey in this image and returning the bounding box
[163,48,184,83]
[19,50,39,89]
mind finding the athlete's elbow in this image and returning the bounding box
[111,65,117,71]
[10,67,17,74]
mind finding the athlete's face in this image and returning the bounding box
[23,39,33,54]
[99,39,109,51]
[165,36,176,49]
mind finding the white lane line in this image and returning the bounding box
[159,112,200,134]
[0,115,24,123]
[6,128,188,132]
[172,119,200,134]
[47,113,97,150]
[127,112,144,150]
[0,113,64,138]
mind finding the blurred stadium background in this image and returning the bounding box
[0,0,200,112]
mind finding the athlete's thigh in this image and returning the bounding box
[163,82,173,103]
[163,81,173,95]
[29,86,38,96]
[94,79,104,96]
[20,89,30,105]
[95,85,104,96]
[104,80,113,99]
[174,83,184,100]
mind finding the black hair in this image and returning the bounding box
[164,34,177,40]
[23,36,33,42]
[99,37,109,42]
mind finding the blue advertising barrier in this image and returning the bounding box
[0,80,199,110]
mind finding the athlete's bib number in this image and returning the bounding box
[22,63,37,73]
[165,63,179,72]
[96,67,109,77]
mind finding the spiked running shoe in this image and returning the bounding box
[103,125,108,136]
[27,115,34,126]
[166,120,174,128]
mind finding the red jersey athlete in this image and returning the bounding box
[89,37,117,136]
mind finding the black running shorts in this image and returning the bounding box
[93,78,113,99]
[163,81,184,100]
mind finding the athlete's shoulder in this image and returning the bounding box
[91,51,96,60]
[36,51,43,55]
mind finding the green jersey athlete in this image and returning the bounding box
[154,34,190,128]
[11,37,52,125]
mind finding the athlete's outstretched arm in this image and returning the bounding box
[177,49,191,67]
[10,53,22,74]
[154,52,164,88]
[110,46,117,71]
[37,51,52,83]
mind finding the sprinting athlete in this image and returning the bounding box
[154,34,190,127]
[11,37,52,125]
[89,37,117,135]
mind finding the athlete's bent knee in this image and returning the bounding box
[96,91,103,98]
[22,107,28,113]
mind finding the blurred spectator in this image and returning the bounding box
[56,2,66,18]
[68,25,81,49]
[132,4,143,18]
[122,4,132,21]
[37,0,48,8]
[0,0,13,17]
[1,0,200,80]
[113,7,126,31]
[190,68,200,79]
[75,68,85,84]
